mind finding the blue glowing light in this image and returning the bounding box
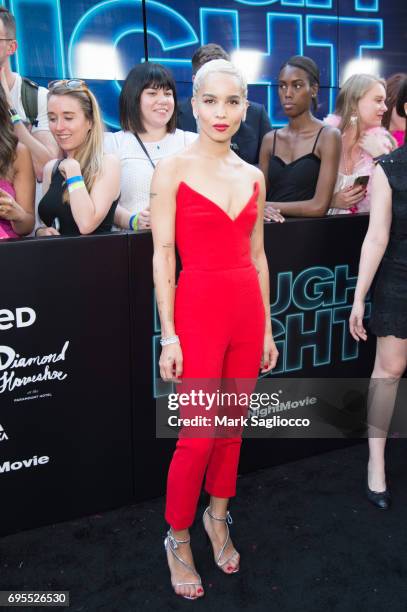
[355,0,379,12]
[10,0,66,77]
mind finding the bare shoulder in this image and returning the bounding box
[154,152,187,182]
[237,157,264,182]
[321,125,341,146]
[261,129,277,147]
[15,142,31,163]
[102,152,120,170]
[42,157,59,180]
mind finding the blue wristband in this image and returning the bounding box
[66,175,83,186]
[129,213,139,231]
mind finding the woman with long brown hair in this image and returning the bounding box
[0,83,34,238]
[36,79,120,236]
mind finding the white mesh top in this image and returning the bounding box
[104,129,198,214]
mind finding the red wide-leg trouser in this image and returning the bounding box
[165,267,264,530]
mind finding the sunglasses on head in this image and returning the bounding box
[48,79,88,92]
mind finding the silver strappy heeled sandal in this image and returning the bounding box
[164,529,204,600]
[202,506,240,573]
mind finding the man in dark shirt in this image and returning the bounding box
[177,43,271,165]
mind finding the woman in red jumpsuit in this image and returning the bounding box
[151,59,278,600]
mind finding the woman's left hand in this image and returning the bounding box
[0,188,25,222]
[260,333,279,373]
[359,132,389,158]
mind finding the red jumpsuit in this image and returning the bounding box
[165,180,265,530]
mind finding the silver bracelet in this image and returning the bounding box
[160,335,179,346]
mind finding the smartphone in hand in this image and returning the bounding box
[353,175,369,188]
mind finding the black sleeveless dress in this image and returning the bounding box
[267,127,324,202]
[38,165,118,236]
[369,145,407,338]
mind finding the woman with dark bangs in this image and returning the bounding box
[105,63,197,231]
[0,83,35,239]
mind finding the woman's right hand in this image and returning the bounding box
[159,342,183,382]
[349,300,367,342]
[138,208,151,229]
[332,185,366,210]
[36,227,60,237]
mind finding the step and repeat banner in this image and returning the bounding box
[0,235,134,536]
[6,0,407,128]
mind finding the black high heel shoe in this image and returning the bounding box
[366,479,391,510]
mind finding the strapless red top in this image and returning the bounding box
[175,181,259,271]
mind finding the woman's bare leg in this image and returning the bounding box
[165,527,204,599]
[203,496,240,573]
[368,336,407,491]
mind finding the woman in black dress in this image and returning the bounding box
[349,77,407,510]
[259,55,341,220]
[36,80,120,237]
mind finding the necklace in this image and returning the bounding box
[342,136,362,175]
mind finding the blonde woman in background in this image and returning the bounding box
[36,79,120,236]
[325,74,396,215]
[152,59,278,600]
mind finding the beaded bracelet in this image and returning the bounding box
[129,213,139,231]
[160,335,179,347]
[68,180,85,194]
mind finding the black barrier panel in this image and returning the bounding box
[0,235,134,536]
[129,215,375,501]
[243,215,375,473]
[128,231,176,502]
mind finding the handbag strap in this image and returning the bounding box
[134,133,156,169]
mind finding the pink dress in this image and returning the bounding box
[392,130,405,148]
[0,179,18,239]
[324,115,395,214]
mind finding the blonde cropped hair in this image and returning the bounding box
[193,59,248,99]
